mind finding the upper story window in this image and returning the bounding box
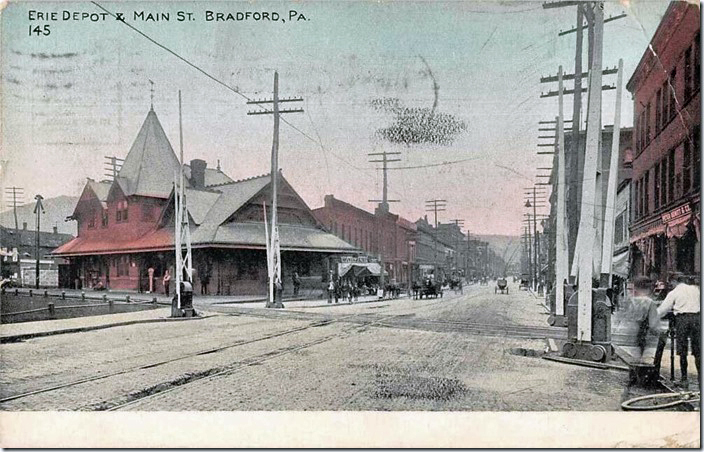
[116,200,129,223]
[87,211,96,229]
[693,125,701,189]
[101,211,109,228]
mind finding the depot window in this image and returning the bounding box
[116,201,129,223]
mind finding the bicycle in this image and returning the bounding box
[621,391,700,411]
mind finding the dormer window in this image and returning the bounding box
[101,211,109,228]
[88,211,96,229]
[116,201,129,223]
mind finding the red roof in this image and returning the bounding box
[53,228,174,256]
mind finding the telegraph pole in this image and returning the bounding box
[542,1,624,280]
[247,72,303,308]
[4,186,23,230]
[104,156,125,180]
[33,194,44,289]
[600,59,624,287]
[574,2,604,343]
[368,151,401,212]
[425,199,447,278]
[368,151,401,292]
[554,65,569,324]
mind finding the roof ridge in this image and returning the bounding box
[206,173,270,188]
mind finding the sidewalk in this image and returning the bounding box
[0,307,211,343]
[3,287,265,305]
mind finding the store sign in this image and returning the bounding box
[662,204,691,223]
[341,256,379,263]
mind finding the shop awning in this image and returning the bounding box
[665,212,692,238]
[338,262,382,277]
[611,248,629,279]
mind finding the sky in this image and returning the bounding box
[1,0,670,235]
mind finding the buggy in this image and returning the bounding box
[415,277,443,299]
[495,278,509,294]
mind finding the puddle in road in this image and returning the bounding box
[373,374,467,401]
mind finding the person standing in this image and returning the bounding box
[163,269,171,297]
[147,267,155,293]
[657,273,701,387]
[292,271,301,297]
[626,277,659,358]
[327,275,334,304]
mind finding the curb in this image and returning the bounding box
[0,314,216,344]
[293,296,403,309]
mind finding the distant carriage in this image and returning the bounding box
[495,278,509,294]
[414,277,443,299]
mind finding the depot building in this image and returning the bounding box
[53,107,358,296]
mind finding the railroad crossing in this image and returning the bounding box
[0,280,670,412]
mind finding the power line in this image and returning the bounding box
[90,1,380,192]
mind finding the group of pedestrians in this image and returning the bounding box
[326,277,376,304]
[632,272,700,387]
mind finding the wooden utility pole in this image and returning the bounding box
[369,151,401,292]
[103,156,125,180]
[368,151,401,212]
[425,199,447,278]
[247,72,303,308]
[555,66,569,318]
[600,59,624,286]
[4,187,23,230]
[542,1,625,282]
[575,2,604,342]
[33,194,44,289]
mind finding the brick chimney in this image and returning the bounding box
[53,226,58,234]
[190,159,207,189]
[22,222,27,230]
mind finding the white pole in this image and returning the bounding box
[555,66,568,316]
[263,201,273,306]
[577,4,604,342]
[600,59,624,284]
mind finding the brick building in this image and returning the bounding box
[312,195,416,286]
[53,107,356,295]
[414,216,454,279]
[1,224,74,287]
[626,1,700,279]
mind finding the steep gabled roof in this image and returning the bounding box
[183,165,234,187]
[116,108,181,198]
[87,180,112,204]
[189,174,271,243]
[70,179,112,218]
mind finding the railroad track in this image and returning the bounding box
[0,293,472,410]
[0,289,636,410]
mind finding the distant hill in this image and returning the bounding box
[473,234,522,266]
[0,195,78,236]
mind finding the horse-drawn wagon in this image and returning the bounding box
[495,278,509,294]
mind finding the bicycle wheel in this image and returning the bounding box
[621,391,700,411]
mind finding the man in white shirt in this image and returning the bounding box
[657,273,701,386]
